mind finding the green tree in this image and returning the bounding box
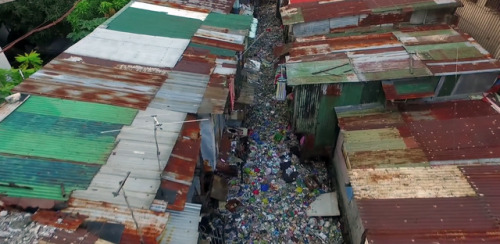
[0,51,43,99]
[0,0,75,46]
[67,0,130,41]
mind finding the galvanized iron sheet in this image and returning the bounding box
[13,58,166,110]
[149,71,210,114]
[65,28,190,68]
[71,108,186,209]
[160,203,202,244]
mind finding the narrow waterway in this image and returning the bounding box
[220,2,345,243]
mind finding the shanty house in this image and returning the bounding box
[333,98,500,244]
[284,25,500,155]
[279,0,460,41]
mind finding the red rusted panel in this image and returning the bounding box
[174,55,215,75]
[367,231,500,244]
[40,229,99,244]
[425,60,500,74]
[358,198,499,232]
[460,166,500,219]
[324,84,342,96]
[13,58,167,110]
[0,197,59,209]
[358,12,411,27]
[161,114,201,211]
[382,82,435,100]
[300,0,371,23]
[191,36,245,52]
[32,210,86,231]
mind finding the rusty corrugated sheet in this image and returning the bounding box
[360,197,500,243]
[65,198,169,244]
[138,0,233,13]
[191,36,245,52]
[198,74,229,114]
[32,210,86,231]
[13,58,166,110]
[461,165,500,220]
[337,100,500,165]
[39,229,100,244]
[158,114,201,211]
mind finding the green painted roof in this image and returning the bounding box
[203,12,253,31]
[0,96,136,164]
[404,42,484,60]
[286,59,359,85]
[107,7,202,39]
[188,43,236,57]
[0,155,100,200]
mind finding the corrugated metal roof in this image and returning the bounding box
[131,2,208,20]
[280,0,459,25]
[71,107,187,209]
[286,26,500,86]
[0,96,136,164]
[149,71,210,114]
[337,100,500,165]
[138,0,235,14]
[350,166,476,199]
[461,165,500,221]
[13,57,166,109]
[65,198,169,244]
[160,203,201,244]
[359,198,500,243]
[198,74,229,114]
[203,12,253,32]
[106,6,203,39]
[0,154,99,201]
[158,114,201,211]
[65,28,190,68]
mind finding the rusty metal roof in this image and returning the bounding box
[359,198,500,243]
[138,0,235,13]
[336,99,500,244]
[157,114,201,211]
[160,203,201,244]
[286,25,500,86]
[280,0,459,25]
[13,57,166,110]
[337,100,500,165]
[64,198,169,244]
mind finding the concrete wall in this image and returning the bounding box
[457,0,500,59]
[332,132,365,244]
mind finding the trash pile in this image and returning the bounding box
[0,210,56,243]
[220,2,344,243]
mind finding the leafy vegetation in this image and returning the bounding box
[0,51,43,99]
[67,0,130,41]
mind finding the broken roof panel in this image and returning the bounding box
[65,28,190,68]
[138,0,235,14]
[13,57,166,110]
[71,108,186,209]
